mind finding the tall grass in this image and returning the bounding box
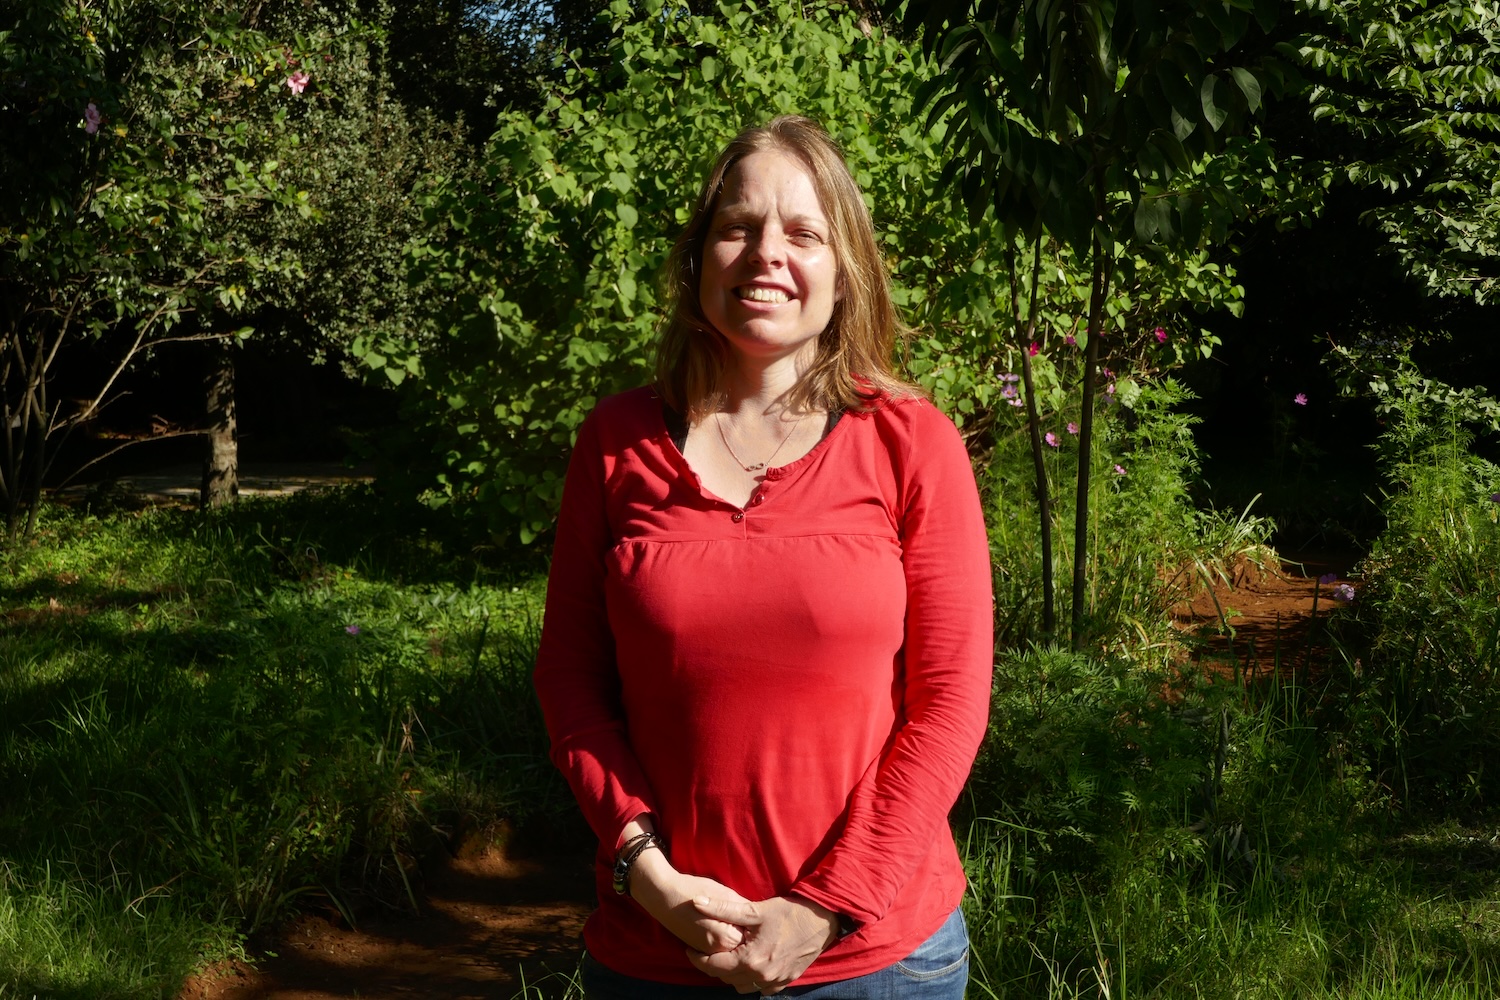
[962,648,1500,999]
[1325,418,1500,811]
[0,489,562,997]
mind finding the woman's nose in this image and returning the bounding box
[747,228,788,266]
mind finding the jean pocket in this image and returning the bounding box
[893,908,970,982]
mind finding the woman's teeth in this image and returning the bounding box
[738,286,789,303]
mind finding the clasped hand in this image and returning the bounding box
[629,852,839,995]
[686,893,840,995]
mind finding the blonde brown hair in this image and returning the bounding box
[654,115,920,421]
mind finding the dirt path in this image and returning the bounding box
[179,841,596,1000]
[176,550,1358,1000]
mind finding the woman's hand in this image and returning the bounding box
[628,847,747,954]
[685,894,840,994]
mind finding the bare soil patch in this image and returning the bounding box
[178,839,595,1000]
[1173,549,1360,680]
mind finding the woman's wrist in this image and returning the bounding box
[786,893,842,949]
[626,838,674,899]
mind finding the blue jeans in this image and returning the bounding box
[581,907,969,999]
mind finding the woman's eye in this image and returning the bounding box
[791,231,826,246]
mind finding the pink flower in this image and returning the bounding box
[1106,383,1115,395]
[1294,393,1308,406]
[1154,327,1167,343]
[1103,368,1114,378]
[1045,432,1059,448]
[1065,335,1077,347]
[1067,422,1079,435]
[1028,341,1039,356]
[83,103,101,134]
[345,624,361,635]
[286,70,310,94]
[1113,464,1126,476]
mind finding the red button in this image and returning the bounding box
[731,511,745,523]
[751,494,765,506]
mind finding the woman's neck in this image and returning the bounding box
[721,351,816,417]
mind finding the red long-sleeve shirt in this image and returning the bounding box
[533,386,993,985]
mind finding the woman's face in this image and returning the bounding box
[698,149,839,370]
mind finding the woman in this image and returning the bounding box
[533,116,993,998]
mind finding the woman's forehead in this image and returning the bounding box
[715,150,829,217]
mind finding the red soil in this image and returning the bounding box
[177,838,596,1000]
[1171,550,1360,681]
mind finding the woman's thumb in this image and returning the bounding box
[693,895,759,924]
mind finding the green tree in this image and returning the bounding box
[894,0,1281,645]
[1295,0,1500,306]
[0,0,314,530]
[0,0,471,521]
[392,0,1245,549]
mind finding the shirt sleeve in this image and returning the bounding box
[790,399,994,926]
[532,410,659,849]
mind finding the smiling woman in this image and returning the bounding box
[533,116,993,999]
[696,149,839,370]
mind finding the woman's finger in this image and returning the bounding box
[693,894,761,925]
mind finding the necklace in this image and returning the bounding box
[714,409,810,473]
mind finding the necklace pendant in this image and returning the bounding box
[746,462,765,471]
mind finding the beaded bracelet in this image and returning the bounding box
[612,832,664,895]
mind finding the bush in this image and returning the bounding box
[1331,431,1500,812]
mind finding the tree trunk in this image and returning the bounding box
[1071,219,1113,650]
[1009,229,1056,636]
[201,340,238,508]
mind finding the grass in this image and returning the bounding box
[3,435,1499,998]
[962,652,1500,1000]
[0,487,564,997]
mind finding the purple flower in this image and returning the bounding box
[1333,584,1356,603]
[1065,335,1077,347]
[1318,572,1338,585]
[1113,464,1127,476]
[345,624,361,635]
[84,103,101,134]
[1008,398,1025,408]
[1154,327,1168,344]
[1045,432,1059,448]
[1066,422,1079,435]
[1001,384,1017,399]
[1028,341,1040,357]
[1294,393,1309,406]
[1490,492,1500,503]
[1000,373,1020,383]
[286,70,310,94]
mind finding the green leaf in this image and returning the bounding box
[1200,75,1229,131]
[1229,67,1262,114]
